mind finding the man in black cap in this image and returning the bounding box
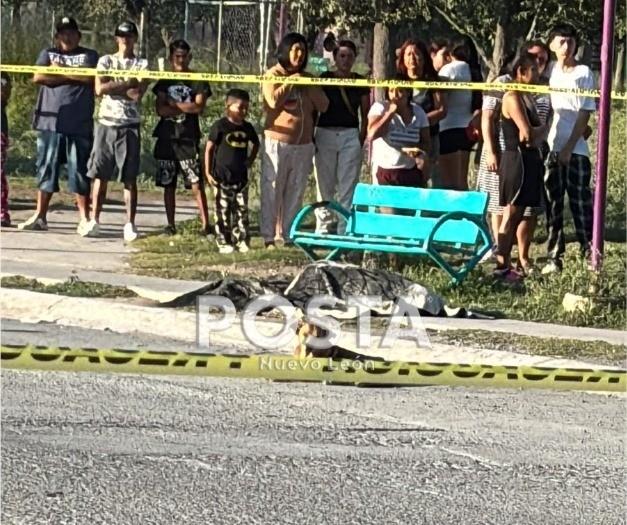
[18,16,99,235]
[87,21,150,242]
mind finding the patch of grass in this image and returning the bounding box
[309,240,622,330]
[1,276,137,299]
[429,329,626,366]
[130,215,624,329]
[129,217,308,281]
[402,242,626,330]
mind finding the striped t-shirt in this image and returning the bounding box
[368,101,429,169]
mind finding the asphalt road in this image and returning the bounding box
[1,321,625,525]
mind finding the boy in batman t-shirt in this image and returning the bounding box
[204,89,259,253]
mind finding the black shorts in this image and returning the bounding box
[439,128,475,155]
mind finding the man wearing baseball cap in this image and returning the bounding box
[18,16,99,235]
[86,21,150,242]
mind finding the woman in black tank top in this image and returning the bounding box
[494,54,548,281]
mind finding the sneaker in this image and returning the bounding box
[17,214,47,231]
[164,225,177,236]
[236,241,250,253]
[541,260,562,275]
[77,219,100,238]
[77,219,88,237]
[218,244,234,254]
[123,222,138,242]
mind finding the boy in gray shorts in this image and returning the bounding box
[86,21,149,242]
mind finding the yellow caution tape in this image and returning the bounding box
[2,345,625,392]
[1,64,625,100]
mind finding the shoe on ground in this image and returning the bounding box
[493,267,523,283]
[218,244,234,254]
[123,222,138,242]
[236,241,250,253]
[164,225,177,236]
[1,218,11,227]
[17,214,48,231]
[77,219,100,237]
[541,260,562,275]
[265,241,276,251]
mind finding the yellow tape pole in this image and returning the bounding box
[0,64,625,100]
[2,345,625,392]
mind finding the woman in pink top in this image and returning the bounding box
[261,33,328,249]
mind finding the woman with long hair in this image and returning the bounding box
[314,39,370,234]
[261,32,329,249]
[430,38,481,190]
[396,38,447,176]
[494,53,548,281]
[477,40,551,274]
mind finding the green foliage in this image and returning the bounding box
[1,275,137,298]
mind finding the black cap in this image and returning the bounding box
[114,21,139,38]
[56,16,80,34]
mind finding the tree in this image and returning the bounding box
[289,0,625,81]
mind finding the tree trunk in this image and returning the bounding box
[489,13,508,81]
[613,43,625,91]
[10,0,22,32]
[372,22,390,102]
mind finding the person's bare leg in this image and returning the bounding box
[192,182,210,233]
[458,151,470,190]
[91,179,108,223]
[490,213,502,245]
[164,185,176,227]
[496,205,524,270]
[124,182,138,225]
[436,153,458,189]
[35,190,53,222]
[517,215,537,268]
[75,193,90,222]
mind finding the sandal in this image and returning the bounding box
[493,267,523,283]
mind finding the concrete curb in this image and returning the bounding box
[1,288,622,370]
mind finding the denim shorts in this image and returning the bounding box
[36,130,92,196]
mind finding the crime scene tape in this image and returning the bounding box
[2,344,625,392]
[1,64,625,100]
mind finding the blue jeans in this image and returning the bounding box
[36,130,92,196]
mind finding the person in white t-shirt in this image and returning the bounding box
[367,84,431,189]
[431,39,481,191]
[542,23,596,274]
[86,21,150,242]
